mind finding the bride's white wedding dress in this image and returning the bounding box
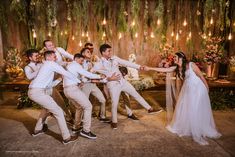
[166,62,221,145]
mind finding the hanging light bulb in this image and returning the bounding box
[228,33,232,40]
[79,40,82,47]
[103,32,106,37]
[171,31,174,37]
[210,18,214,25]
[64,30,68,35]
[82,32,85,37]
[135,33,138,38]
[102,18,107,25]
[118,32,122,39]
[208,31,212,36]
[33,31,37,38]
[157,19,161,25]
[150,32,155,38]
[86,32,89,37]
[203,34,207,39]
[189,32,192,38]
[131,20,135,27]
[176,33,179,40]
[179,29,182,34]
[72,35,75,40]
[60,31,63,36]
[183,19,187,26]
[88,37,91,41]
[48,32,51,37]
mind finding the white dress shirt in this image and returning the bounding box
[55,47,74,66]
[29,61,80,88]
[24,62,42,80]
[93,56,140,80]
[63,61,101,87]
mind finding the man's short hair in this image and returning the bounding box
[74,53,85,59]
[84,42,93,47]
[43,39,52,47]
[44,50,55,59]
[25,49,38,58]
[80,47,90,56]
[99,44,111,55]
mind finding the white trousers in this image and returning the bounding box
[107,80,151,123]
[64,85,92,132]
[81,83,106,118]
[28,88,70,140]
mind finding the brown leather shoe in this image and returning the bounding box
[111,122,117,129]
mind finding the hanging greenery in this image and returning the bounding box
[117,0,128,33]
[130,0,140,38]
[10,0,27,23]
[0,2,8,33]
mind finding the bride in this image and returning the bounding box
[165,51,221,145]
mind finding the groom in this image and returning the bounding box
[93,44,161,129]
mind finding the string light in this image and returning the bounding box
[150,32,155,38]
[157,19,161,25]
[131,21,135,27]
[64,30,68,35]
[48,32,51,37]
[176,33,179,40]
[60,31,63,36]
[33,30,37,38]
[118,32,122,39]
[189,32,192,38]
[210,18,214,25]
[203,34,207,39]
[86,32,89,37]
[179,29,183,34]
[102,32,106,37]
[79,40,82,47]
[183,19,187,26]
[72,35,75,40]
[82,32,85,37]
[102,18,107,25]
[208,31,212,36]
[228,33,232,40]
[135,33,138,38]
[88,37,91,41]
[171,31,174,37]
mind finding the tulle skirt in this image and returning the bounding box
[166,78,221,145]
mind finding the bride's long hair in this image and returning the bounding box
[175,51,188,80]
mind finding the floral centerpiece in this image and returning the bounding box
[202,37,224,78]
[203,38,224,63]
[3,47,24,80]
[158,43,174,68]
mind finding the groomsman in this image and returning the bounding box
[28,50,80,144]
[80,47,110,123]
[63,53,103,139]
[93,44,161,129]
[24,49,74,125]
[43,39,74,66]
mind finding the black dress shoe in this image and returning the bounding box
[128,114,139,120]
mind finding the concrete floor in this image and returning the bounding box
[0,105,234,157]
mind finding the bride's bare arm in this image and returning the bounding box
[146,66,176,73]
[191,63,209,91]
